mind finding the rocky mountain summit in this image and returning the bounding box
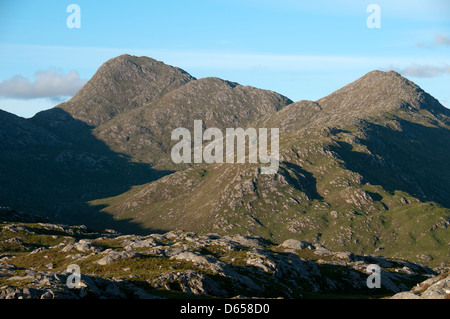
[58,54,196,126]
[1,208,448,299]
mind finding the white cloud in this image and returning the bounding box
[395,64,450,77]
[0,70,86,101]
[434,34,450,46]
[417,33,450,48]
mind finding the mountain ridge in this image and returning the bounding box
[91,71,293,166]
[0,56,448,267]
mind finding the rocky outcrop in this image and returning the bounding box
[150,270,227,297]
[391,273,450,299]
[94,250,141,266]
[0,219,445,299]
[0,269,160,299]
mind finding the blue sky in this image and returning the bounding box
[0,0,449,118]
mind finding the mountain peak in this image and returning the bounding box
[318,69,447,115]
[56,55,195,126]
[364,69,401,78]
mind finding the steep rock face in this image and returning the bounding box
[58,54,196,126]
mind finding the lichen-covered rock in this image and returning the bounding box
[280,239,313,251]
[121,236,160,251]
[391,273,450,299]
[150,270,227,297]
[95,250,140,266]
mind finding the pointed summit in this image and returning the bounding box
[57,55,195,126]
[318,70,447,115]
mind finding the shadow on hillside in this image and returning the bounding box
[279,161,323,200]
[329,118,450,208]
[0,107,173,235]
